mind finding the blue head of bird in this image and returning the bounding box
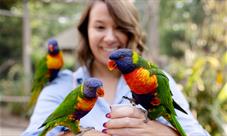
[83,78,104,98]
[108,48,136,74]
[48,39,59,55]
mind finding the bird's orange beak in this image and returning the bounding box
[97,87,104,97]
[48,44,54,52]
[107,60,117,71]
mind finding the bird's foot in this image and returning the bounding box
[137,107,149,123]
[122,96,136,106]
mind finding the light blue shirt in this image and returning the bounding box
[22,67,210,136]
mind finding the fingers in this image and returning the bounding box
[104,117,146,128]
[103,105,148,136]
[103,128,145,136]
[109,104,146,119]
[58,130,111,136]
[103,120,179,136]
[82,129,111,136]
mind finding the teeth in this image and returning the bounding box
[103,47,118,52]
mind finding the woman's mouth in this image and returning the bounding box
[103,47,118,52]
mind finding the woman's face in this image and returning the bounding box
[88,1,129,66]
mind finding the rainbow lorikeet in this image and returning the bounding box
[27,39,64,111]
[38,78,105,136]
[108,48,188,136]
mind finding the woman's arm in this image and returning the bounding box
[22,70,74,136]
[57,129,111,136]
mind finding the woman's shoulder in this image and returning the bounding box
[56,69,74,81]
[40,67,89,97]
[40,69,74,99]
[73,66,89,78]
[72,66,90,85]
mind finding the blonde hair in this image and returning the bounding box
[77,0,145,68]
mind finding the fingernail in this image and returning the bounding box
[102,129,108,134]
[103,122,107,127]
[105,113,111,118]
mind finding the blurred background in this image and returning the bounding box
[0,0,226,135]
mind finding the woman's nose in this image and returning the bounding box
[104,29,117,43]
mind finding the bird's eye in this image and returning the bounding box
[119,56,124,60]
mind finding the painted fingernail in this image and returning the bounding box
[102,129,108,134]
[105,113,111,118]
[103,122,107,127]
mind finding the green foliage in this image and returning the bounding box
[0,0,19,10]
[0,1,82,117]
[0,63,27,116]
[29,1,83,49]
[186,57,226,135]
[160,0,227,135]
[160,28,185,57]
[0,15,22,67]
[0,1,81,78]
[0,1,22,75]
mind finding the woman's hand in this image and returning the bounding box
[102,105,180,136]
[57,129,111,136]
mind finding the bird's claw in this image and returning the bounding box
[122,96,148,123]
[122,96,136,106]
[138,107,148,123]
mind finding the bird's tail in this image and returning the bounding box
[170,116,187,136]
[172,100,187,115]
[38,126,51,136]
[26,86,42,113]
[38,120,58,136]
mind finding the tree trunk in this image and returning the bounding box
[144,0,160,64]
[23,0,31,93]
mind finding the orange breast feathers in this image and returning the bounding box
[123,67,158,94]
[47,52,64,69]
[76,97,97,111]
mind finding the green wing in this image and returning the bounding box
[27,56,49,110]
[41,85,82,126]
[32,56,49,92]
[156,74,176,115]
[135,54,157,69]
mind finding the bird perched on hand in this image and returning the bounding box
[108,48,188,136]
[27,39,64,112]
[38,78,104,136]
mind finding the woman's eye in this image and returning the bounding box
[95,26,105,30]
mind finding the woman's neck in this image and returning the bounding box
[90,60,121,104]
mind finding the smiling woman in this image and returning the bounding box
[22,0,210,136]
[87,1,128,67]
[77,0,145,69]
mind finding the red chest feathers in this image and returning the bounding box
[123,68,158,94]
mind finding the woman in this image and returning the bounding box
[22,0,210,136]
